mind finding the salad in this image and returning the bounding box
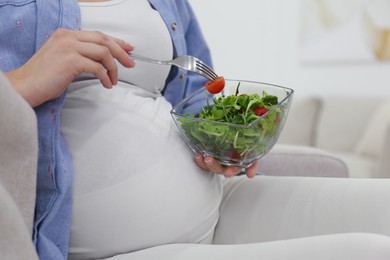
[178,82,282,164]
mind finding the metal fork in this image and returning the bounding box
[129,53,219,81]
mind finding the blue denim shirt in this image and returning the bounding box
[149,0,212,110]
[0,0,212,259]
[0,0,80,258]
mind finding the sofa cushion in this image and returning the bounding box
[0,183,38,259]
[278,96,321,146]
[377,124,390,178]
[331,151,377,178]
[260,144,348,178]
[315,96,384,152]
[0,73,38,234]
[355,101,390,158]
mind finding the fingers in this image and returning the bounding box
[76,56,114,89]
[73,30,135,68]
[194,154,256,178]
[77,42,119,87]
[245,162,259,178]
[49,29,135,87]
[195,154,226,174]
[10,29,137,107]
[203,156,226,174]
[224,166,243,178]
[194,154,209,171]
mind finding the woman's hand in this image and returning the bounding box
[194,153,259,178]
[5,28,135,107]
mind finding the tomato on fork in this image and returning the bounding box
[205,76,225,94]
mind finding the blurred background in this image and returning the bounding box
[189,0,390,97]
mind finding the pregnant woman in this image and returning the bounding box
[2,0,390,259]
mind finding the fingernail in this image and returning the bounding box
[129,59,135,67]
[205,157,213,164]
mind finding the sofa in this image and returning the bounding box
[3,72,390,259]
[276,95,390,178]
[0,73,39,259]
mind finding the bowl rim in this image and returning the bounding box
[170,79,294,127]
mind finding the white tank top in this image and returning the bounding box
[61,1,223,259]
[74,0,173,93]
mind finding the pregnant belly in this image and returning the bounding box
[61,82,223,259]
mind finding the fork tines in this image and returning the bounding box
[195,60,219,81]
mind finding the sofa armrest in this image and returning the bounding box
[259,144,349,178]
[376,123,390,178]
[0,72,38,234]
[0,183,38,259]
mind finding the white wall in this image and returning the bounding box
[189,0,390,98]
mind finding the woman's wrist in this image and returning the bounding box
[5,69,42,107]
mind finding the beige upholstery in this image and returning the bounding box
[0,184,38,260]
[279,95,390,178]
[378,124,390,178]
[0,73,38,259]
[278,96,321,147]
[260,144,348,177]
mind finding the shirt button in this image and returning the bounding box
[171,22,177,30]
[180,73,186,79]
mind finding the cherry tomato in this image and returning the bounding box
[205,76,225,94]
[253,106,269,116]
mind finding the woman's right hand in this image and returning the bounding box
[5,28,135,107]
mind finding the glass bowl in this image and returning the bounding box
[170,79,294,168]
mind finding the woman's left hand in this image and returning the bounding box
[194,153,259,178]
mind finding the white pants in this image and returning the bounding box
[104,176,390,260]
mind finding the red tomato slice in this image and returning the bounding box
[253,106,269,116]
[205,76,225,94]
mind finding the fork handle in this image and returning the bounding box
[128,53,168,66]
